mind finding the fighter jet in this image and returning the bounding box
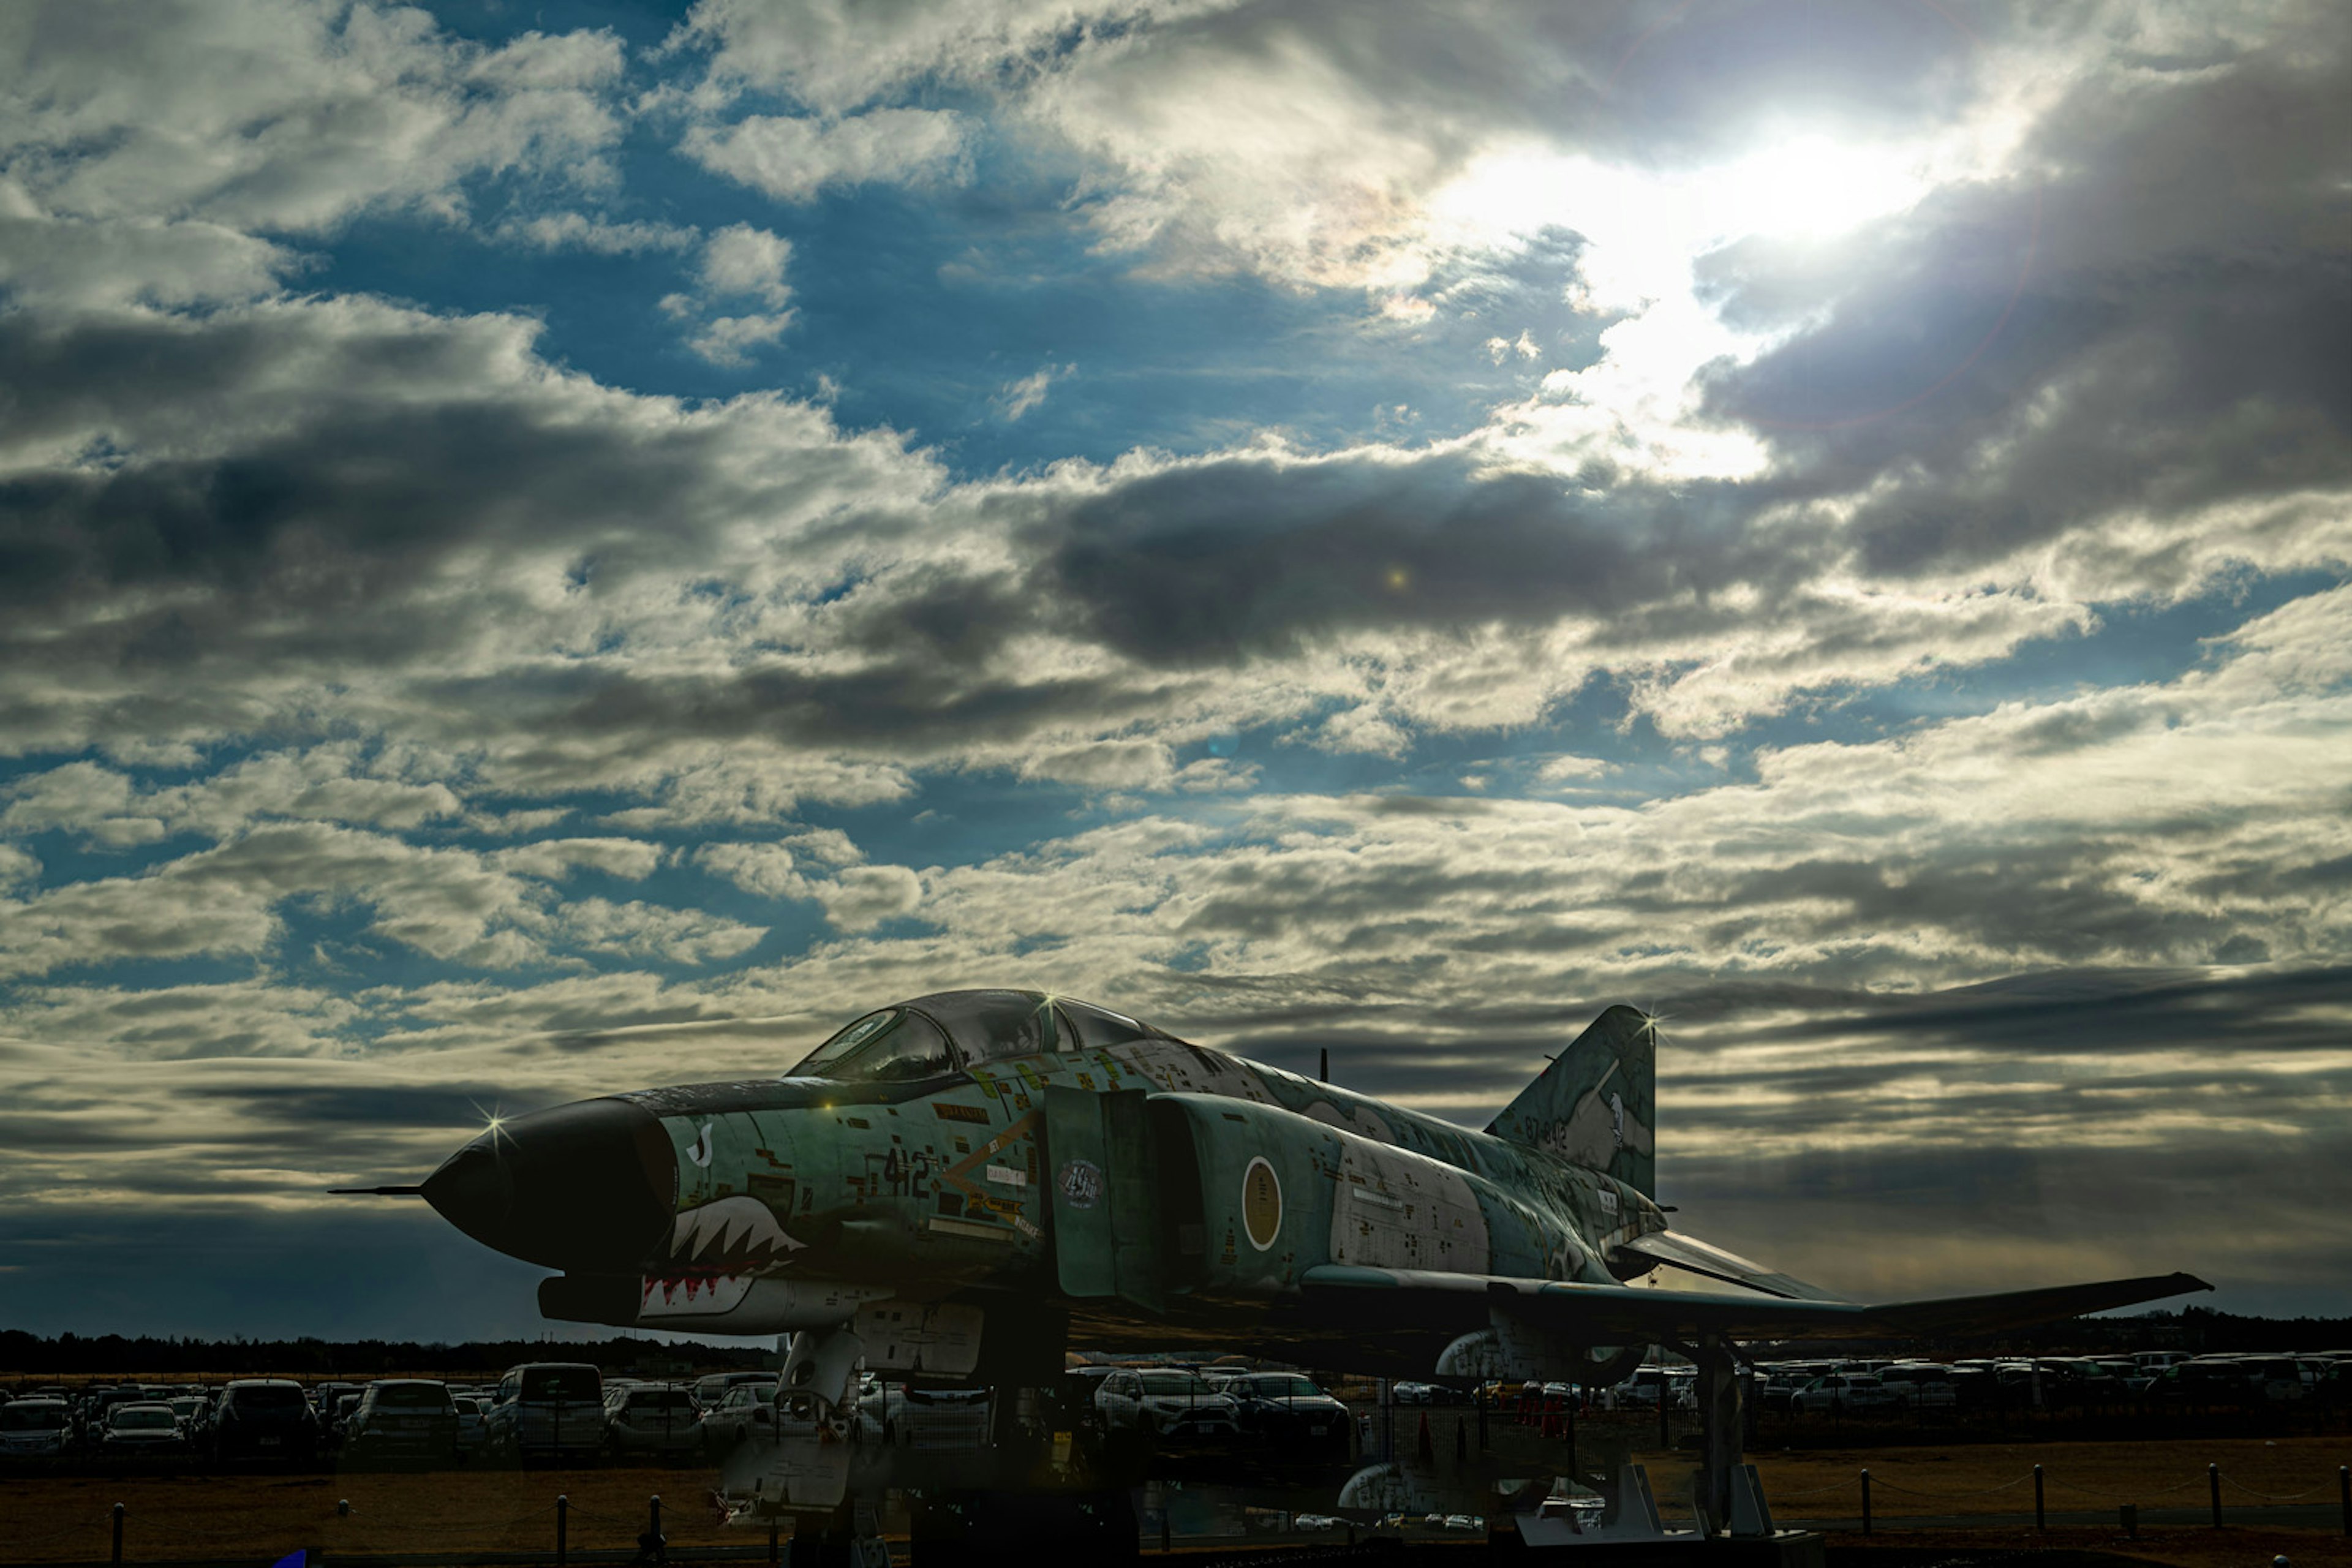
[362,989,2204,1515]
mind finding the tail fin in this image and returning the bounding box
[1485,1005,1656,1196]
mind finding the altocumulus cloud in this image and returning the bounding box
[0,0,2345,1335]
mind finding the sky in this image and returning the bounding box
[0,0,2346,1344]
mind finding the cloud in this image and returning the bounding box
[810,865,924,932]
[498,211,700,254]
[666,222,796,363]
[699,224,794,307]
[6,1,625,240]
[696,840,814,901]
[680,108,971,202]
[993,363,1073,422]
[549,897,764,965]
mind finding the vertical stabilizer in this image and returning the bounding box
[1484,1005,1656,1196]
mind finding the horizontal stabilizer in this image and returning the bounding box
[1611,1230,1841,1302]
[1300,1264,2211,1344]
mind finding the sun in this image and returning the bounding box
[1706,134,1931,245]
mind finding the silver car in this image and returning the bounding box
[1,1399,75,1458]
[603,1385,704,1460]
[1093,1368,1240,1439]
[100,1403,187,1455]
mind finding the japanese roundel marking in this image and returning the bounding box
[1241,1156,1282,1251]
[1057,1158,1104,1210]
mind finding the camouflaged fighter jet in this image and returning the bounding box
[374,990,2206,1425]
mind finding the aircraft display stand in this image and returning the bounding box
[1499,1336,1819,1566]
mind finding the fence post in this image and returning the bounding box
[111,1502,124,1568]
[557,1493,568,1568]
[1860,1469,1872,1536]
[2034,1464,2045,1531]
[2339,1465,2348,1537]
[2209,1463,2222,1528]
[2120,1504,2137,1540]
[650,1493,664,1559]
[769,1512,780,1566]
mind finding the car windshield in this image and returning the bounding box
[521,1368,601,1401]
[115,1408,175,1430]
[374,1384,448,1408]
[1141,1373,1205,1396]
[1245,1376,1324,1400]
[635,1392,696,1410]
[787,1009,957,1082]
[1,1405,67,1430]
[230,1384,304,1409]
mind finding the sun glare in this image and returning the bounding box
[1430,133,1940,481]
[1709,135,1930,244]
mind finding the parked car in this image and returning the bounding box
[1226,1373,1351,1455]
[452,1395,488,1456]
[854,1382,993,1449]
[486,1363,606,1464]
[343,1381,460,1465]
[0,1398,75,1458]
[1874,1364,1958,1410]
[1093,1368,1240,1440]
[1792,1374,1898,1415]
[604,1384,705,1460]
[692,1371,778,1411]
[211,1379,322,1463]
[310,1382,361,1423]
[99,1403,187,1456]
[700,1379,780,1453]
[1614,1368,1695,1411]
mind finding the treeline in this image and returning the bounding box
[6,1305,2346,1379]
[1766,1305,2352,1359]
[0,1329,769,1379]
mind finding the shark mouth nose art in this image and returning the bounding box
[658,1194,805,1274]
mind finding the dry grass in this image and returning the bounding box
[0,1466,751,1562]
[1826,1525,2351,1568]
[0,1438,2344,1564]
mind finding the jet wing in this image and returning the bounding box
[1298,1264,2211,1343]
[1609,1230,1844,1302]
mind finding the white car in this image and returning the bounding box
[1792,1373,1899,1414]
[854,1382,992,1449]
[604,1385,705,1460]
[1,1399,74,1457]
[1875,1365,1958,1409]
[1093,1369,1240,1439]
[701,1380,780,1452]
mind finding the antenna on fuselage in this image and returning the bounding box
[1319,1047,1329,1084]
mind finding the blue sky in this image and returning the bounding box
[1,0,2346,1339]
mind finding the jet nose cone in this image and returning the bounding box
[422,1098,676,1272]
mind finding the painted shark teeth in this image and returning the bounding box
[638,1272,756,1316]
[659,1194,804,1275]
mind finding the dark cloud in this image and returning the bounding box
[1033,451,1787,664]
[0,1206,556,1341]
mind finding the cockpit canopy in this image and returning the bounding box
[784,989,1172,1083]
